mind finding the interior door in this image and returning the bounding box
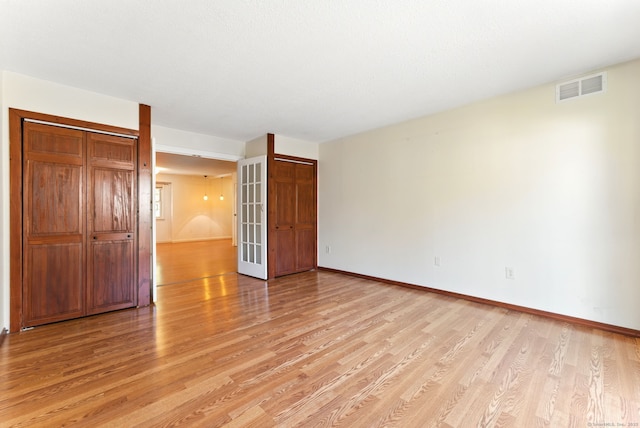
[237,155,268,279]
[22,122,85,326]
[86,132,137,314]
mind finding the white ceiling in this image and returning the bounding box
[1,1,640,144]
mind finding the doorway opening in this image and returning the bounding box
[153,151,238,291]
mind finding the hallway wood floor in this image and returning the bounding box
[155,239,237,285]
[1,270,639,427]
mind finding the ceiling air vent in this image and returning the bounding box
[556,72,606,102]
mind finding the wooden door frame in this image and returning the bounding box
[9,108,151,332]
[138,105,152,308]
[266,134,318,279]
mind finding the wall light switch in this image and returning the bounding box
[505,267,515,280]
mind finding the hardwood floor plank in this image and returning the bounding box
[0,242,638,426]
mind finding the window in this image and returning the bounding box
[154,186,163,219]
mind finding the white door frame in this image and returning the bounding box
[151,138,157,302]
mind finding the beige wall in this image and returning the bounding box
[155,173,234,243]
[319,58,640,330]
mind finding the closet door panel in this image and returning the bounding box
[91,168,134,232]
[24,243,84,326]
[294,171,316,272]
[22,122,86,326]
[87,239,135,314]
[28,162,83,235]
[86,133,137,314]
[296,228,316,272]
[272,162,296,276]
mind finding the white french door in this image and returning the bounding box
[237,155,268,279]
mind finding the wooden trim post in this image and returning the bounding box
[266,133,275,279]
[137,104,152,306]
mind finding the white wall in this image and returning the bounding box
[2,72,139,129]
[152,125,244,161]
[275,134,319,160]
[245,134,319,159]
[245,134,268,158]
[319,58,640,331]
[0,71,140,330]
[155,173,234,243]
[0,71,5,332]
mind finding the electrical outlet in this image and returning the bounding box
[434,256,441,266]
[505,267,515,280]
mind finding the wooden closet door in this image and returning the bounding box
[294,163,317,272]
[22,122,85,326]
[86,133,137,314]
[272,160,296,276]
[271,158,317,277]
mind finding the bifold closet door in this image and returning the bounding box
[22,122,85,326]
[86,132,137,314]
[271,159,317,277]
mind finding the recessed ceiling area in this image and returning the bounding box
[155,152,236,177]
[2,1,640,143]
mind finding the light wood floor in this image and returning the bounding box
[1,256,639,426]
[155,239,237,285]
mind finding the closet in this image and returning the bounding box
[269,156,317,277]
[21,120,138,327]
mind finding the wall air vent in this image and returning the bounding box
[556,72,606,102]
